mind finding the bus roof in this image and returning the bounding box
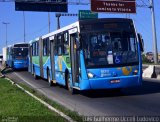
[31,18,133,42]
[29,38,39,44]
[42,21,79,39]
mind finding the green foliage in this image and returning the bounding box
[141,54,152,63]
[0,78,67,122]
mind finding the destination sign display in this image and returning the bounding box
[15,0,68,12]
[91,0,136,13]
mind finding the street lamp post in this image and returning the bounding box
[48,12,51,33]
[23,11,26,42]
[150,0,158,64]
[2,22,10,47]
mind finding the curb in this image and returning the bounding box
[4,77,76,122]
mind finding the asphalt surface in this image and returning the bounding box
[2,68,160,116]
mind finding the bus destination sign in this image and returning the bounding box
[91,0,136,13]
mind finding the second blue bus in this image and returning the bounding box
[6,43,29,69]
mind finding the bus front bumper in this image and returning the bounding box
[13,62,28,69]
[79,75,141,90]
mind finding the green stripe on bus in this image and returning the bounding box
[32,56,40,65]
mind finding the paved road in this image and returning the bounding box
[3,69,160,116]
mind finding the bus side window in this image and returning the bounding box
[32,43,35,56]
[54,36,58,55]
[43,39,46,56]
[57,35,62,56]
[43,38,50,56]
[63,32,69,55]
[35,42,39,56]
[37,42,39,56]
[47,38,50,55]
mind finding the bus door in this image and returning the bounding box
[69,28,80,85]
[39,37,44,77]
[50,36,55,81]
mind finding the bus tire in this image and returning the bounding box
[66,74,77,94]
[33,72,37,80]
[33,66,38,80]
[47,69,53,86]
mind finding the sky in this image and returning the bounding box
[0,0,160,54]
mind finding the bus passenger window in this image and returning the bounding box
[64,33,69,55]
[57,35,62,55]
[43,38,49,56]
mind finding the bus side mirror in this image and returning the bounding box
[138,33,144,52]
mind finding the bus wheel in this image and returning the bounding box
[33,67,38,80]
[33,72,37,80]
[66,74,77,94]
[47,70,53,86]
[66,74,72,91]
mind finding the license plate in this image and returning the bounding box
[110,79,120,83]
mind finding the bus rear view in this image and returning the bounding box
[76,18,143,90]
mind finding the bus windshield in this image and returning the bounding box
[13,48,28,58]
[81,31,138,68]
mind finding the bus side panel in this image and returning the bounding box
[54,56,71,86]
[42,56,51,79]
[32,56,40,76]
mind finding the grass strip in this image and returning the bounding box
[0,78,67,122]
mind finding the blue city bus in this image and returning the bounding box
[28,18,144,93]
[6,43,29,69]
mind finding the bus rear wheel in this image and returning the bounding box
[33,66,38,80]
[33,72,37,80]
[47,70,53,86]
[66,74,72,91]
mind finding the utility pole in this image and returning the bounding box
[48,12,51,33]
[2,22,10,47]
[150,0,158,64]
[23,11,26,42]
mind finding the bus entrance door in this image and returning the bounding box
[69,29,80,87]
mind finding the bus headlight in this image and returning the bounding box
[133,70,138,75]
[88,72,94,78]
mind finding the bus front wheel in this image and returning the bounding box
[66,74,78,94]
